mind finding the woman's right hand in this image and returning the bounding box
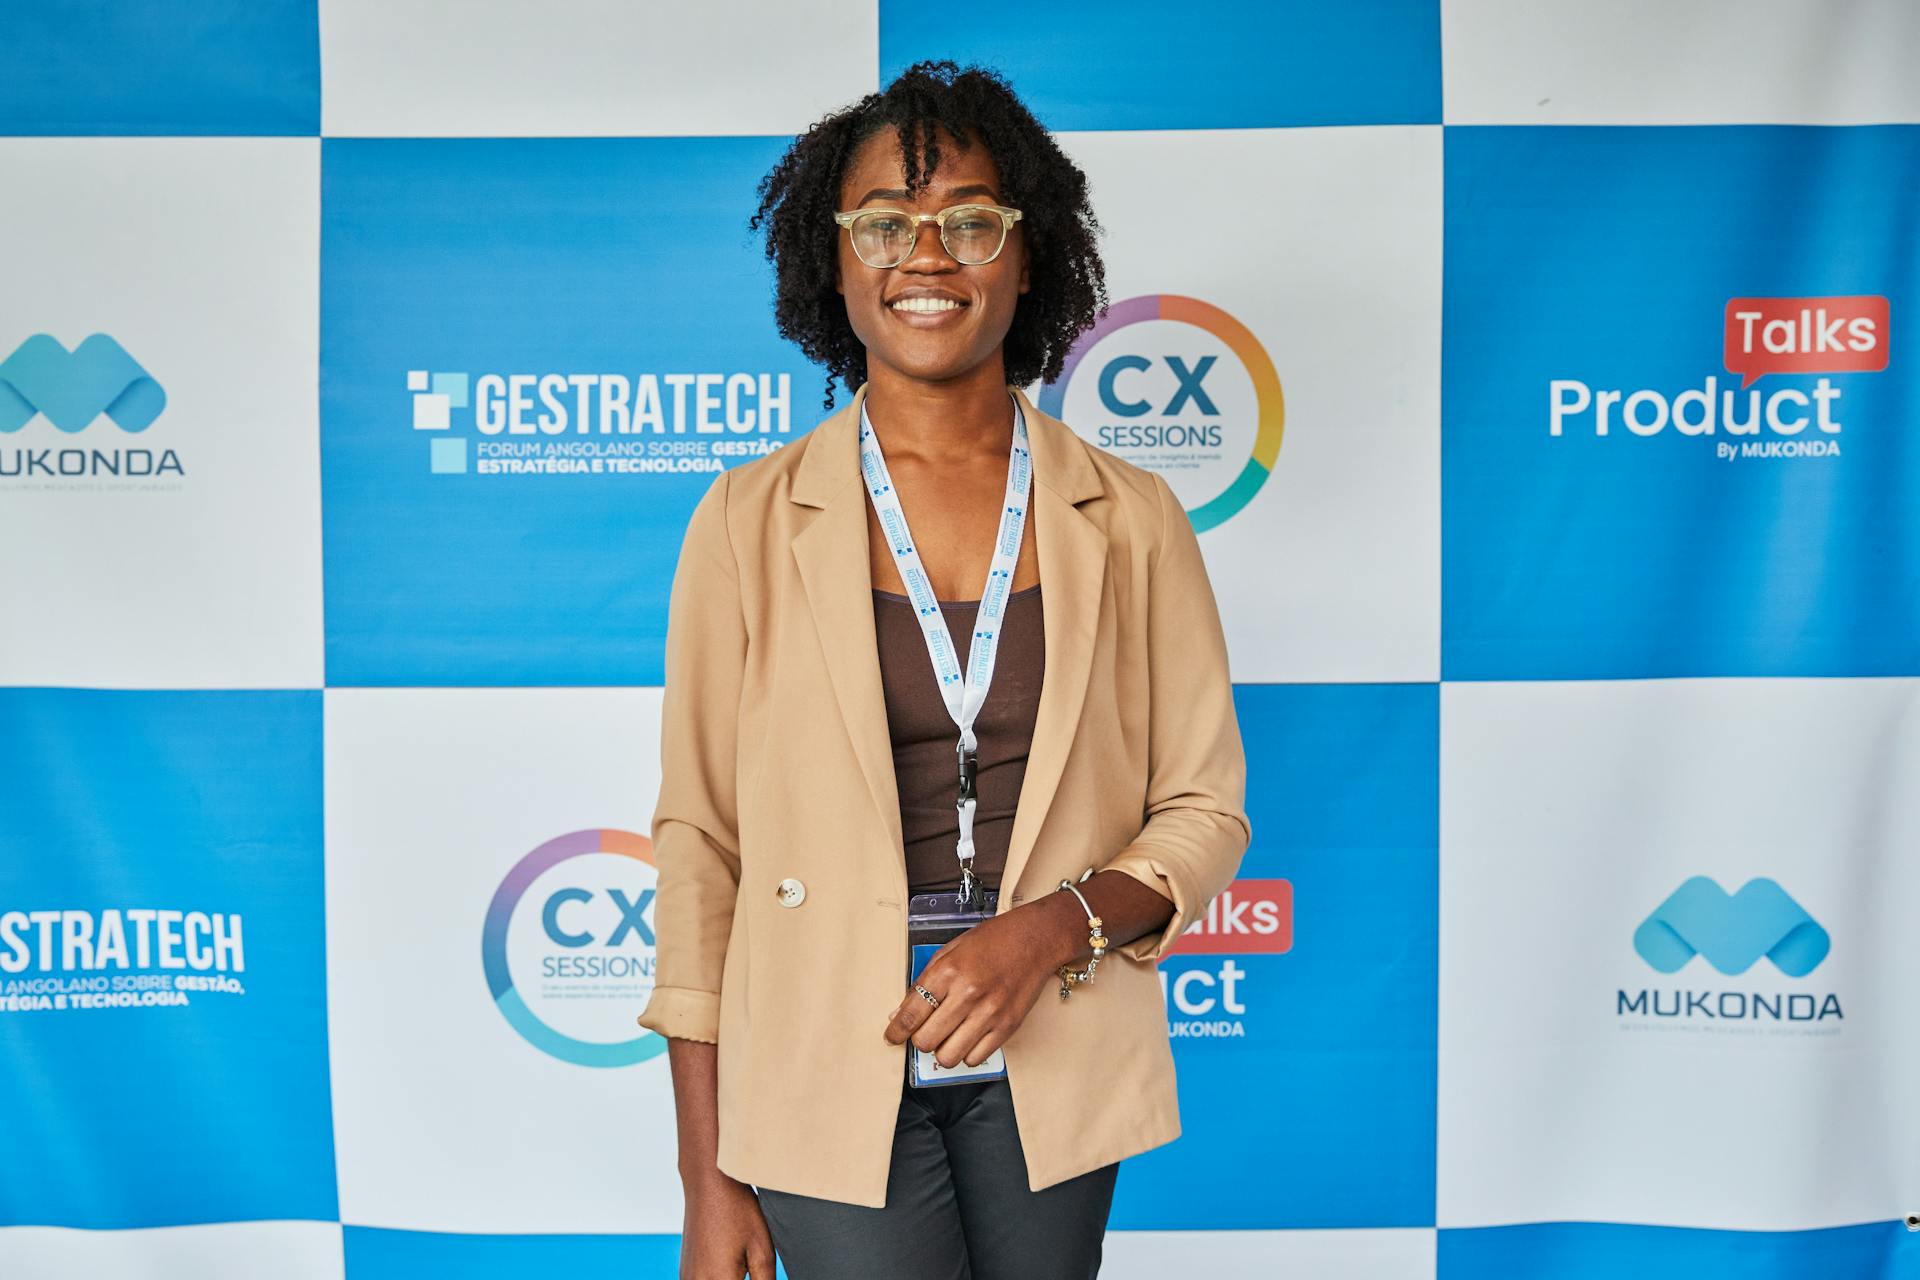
[654,1039,774,1278]
[680,1167,779,1280]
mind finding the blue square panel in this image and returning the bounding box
[343,1227,706,1279]
[1442,125,1920,680]
[881,0,1441,130]
[321,137,828,686]
[0,689,335,1228]
[0,0,319,135]
[1109,682,1438,1229]
[1439,1219,1919,1279]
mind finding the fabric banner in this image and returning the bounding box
[3,2,1916,1275]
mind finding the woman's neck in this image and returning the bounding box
[861,361,1015,466]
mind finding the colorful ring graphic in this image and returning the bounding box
[1037,294,1284,532]
[482,827,664,1067]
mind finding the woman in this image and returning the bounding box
[636,60,1251,1280]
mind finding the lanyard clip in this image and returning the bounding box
[955,740,978,803]
[955,742,981,910]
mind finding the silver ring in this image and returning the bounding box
[913,984,940,1007]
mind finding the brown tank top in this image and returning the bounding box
[871,583,1045,896]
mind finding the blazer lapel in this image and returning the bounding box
[1000,386,1107,904]
[787,382,1108,904]
[789,385,905,894]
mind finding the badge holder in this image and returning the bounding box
[905,885,1008,1087]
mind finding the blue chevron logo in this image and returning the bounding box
[1632,876,1830,977]
[0,334,167,434]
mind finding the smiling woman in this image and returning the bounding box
[637,57,1251,1280]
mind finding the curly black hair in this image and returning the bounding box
[749,59,1108,411]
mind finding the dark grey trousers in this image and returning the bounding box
[753,1076,1119,1279]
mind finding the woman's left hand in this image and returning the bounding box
[881,900,1070,1068]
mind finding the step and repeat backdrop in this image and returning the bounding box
[3,1,1918,1276]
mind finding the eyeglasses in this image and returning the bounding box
[832,203,1024,269]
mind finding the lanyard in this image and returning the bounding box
[859,395,1033,911]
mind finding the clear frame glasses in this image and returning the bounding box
[832,203,1024,269]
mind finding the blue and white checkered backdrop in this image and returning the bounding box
[3,2,1918,1276]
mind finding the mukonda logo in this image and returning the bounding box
[1550,294,1889,461]
[1617,876,1842,1035]
[0,333,185,486]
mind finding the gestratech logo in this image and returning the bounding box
[0,334,166,433]
[404,365,792,477]
[1632,876,1830,977]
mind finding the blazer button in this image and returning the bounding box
[776,877,807,908]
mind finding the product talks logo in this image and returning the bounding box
[0,334,167,433]
[1631,876,1830,978]
[1549,294,1888,460]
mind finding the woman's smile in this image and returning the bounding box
[886,288,971,322]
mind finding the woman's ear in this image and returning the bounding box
[1018,244,1030,294]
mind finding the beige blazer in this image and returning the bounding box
[635,381,1251,1207]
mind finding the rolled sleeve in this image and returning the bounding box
[1100,471,1253,965]
[635,469,746,1045]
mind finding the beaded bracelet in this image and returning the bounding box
[1054,869,1107,1000]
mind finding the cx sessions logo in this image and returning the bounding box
[1038,295,1283,532]
[482,827,664,1067]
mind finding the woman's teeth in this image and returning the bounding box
[890,297,963,313]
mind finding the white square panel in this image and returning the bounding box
[320,0,877,136]
[1437,677,1920,1230]
[0,138,322,689]
[1041,126,1442,683]
[1103,1228,1434,1278]
[0,1222,343,1280]
[324,686,685,1233]
[1444,0,1920,124]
